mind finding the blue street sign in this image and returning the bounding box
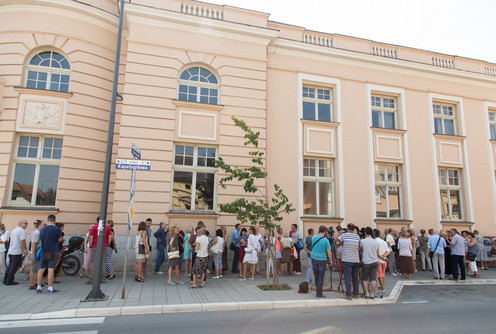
[115,163,150,171]
[131,143,141,160]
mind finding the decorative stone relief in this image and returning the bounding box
[23,101,61,127]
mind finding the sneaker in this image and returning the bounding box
[316,294,326,299]
[212,276,220,279]
[391,272,398,277]
[47,289,59,294]
[238,277,246,281]
[344,295,353,300]
[295,272,302,275]
[36,288,43,294]
[155,271,164,275]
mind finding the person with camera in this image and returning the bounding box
[310,225,333,299]
[340,223,361,300]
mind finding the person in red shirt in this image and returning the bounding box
[88,216,112,284]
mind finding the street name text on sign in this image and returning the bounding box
[131,143,141,160]
[115,159,151,171]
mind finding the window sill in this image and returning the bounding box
[440,220,474,225]
[370,127,407,134]
[15,87,73,98]
[166,211,220,218]
[0,206,59,214]
[172,99,224,111]
[374,218,413,224]
[301,216,344,222]
[433,133,466,140]
[301,119,340,127]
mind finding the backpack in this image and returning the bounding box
[298,281,309,294]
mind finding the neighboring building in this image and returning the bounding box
[1,0,496,236]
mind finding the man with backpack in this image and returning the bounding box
[311,225,333,298]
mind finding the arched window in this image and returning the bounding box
[26,51,71,93]
[178,66,219,104]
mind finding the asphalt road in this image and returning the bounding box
[4,285,495,334]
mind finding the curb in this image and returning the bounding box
[1,279,495,321]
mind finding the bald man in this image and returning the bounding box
[3,220,28,285]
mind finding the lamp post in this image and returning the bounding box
[84,0,127,301]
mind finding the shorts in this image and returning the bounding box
[275,250,282,259]
[362,262,378,282]
[377,262,387,278]
[39,251,60,269]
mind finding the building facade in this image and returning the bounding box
[1,0,496,236]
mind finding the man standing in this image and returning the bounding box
[450,228,465,281]
[428,229,446,279]
[303,228,315,283]
[29,220,44,289]
[36,215,62,293]
[144,218,153,277]
[311,225,332,299]
[374,229,389,297]
[88,216,112,284]
[3,219,28,285]
[154,222,168,275]
[290,223,303,275]
[418,229,432,271]
[340,223,361,300]
[231,223,241,273]
[385,228,399,276]
[360,227,379,299]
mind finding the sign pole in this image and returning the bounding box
[121,169,135,299]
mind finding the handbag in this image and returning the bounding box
[229,242,235,251]
[211,240,220,255]
[167,250,180,259]
[138,244,145,255]
[429,236,442,258]
[244,245,253,254]
[295,240,304,251]
[490,248,496,256]
[466,252,476,262]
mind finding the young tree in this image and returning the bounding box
[214,116,294,288]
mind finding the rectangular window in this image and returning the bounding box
[302,86,333,122]
[303,158,334,216]
[374,163,401,218]
[10,135,63,206]
[371,95,397,129]
[172,145,216,211]
[433,102,456,135]
[489,111,496,140]
[438,168,462,220]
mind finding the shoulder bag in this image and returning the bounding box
[429,236,441,258]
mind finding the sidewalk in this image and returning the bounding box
[1,268,495,320]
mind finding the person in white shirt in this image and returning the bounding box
[0,223,9,275]
[3,220,28,285]
[191,228,209,288]
[29,220,44,289]
[210,228,224,279]
[374,229,390,296]
[359,227,380,298]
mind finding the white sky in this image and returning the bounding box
[205,0,496,64]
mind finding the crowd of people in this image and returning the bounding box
[1,215,495,300]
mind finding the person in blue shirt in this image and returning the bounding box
[428,230,446,279]
[310,225,333,298]
[231,223,241,273]
[36,214,62,294]
[154,222,168,275]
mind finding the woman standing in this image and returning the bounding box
[221,226,228,275]
[211,228,224,279]
[408,229,418,273]
[398,230,414,279]
[79,227,92,278]
[191,228,209,288]
[135,221,149,282]
[238,228,248,278]
[474,230,489,270]
[167,227,184,285]
[183,226,193,276]
[443,231,453,278]
[280,232,294,276]
[240,226,260,281]
[105,220,117,280]
[466,232,479,278]
[0,224,8,275]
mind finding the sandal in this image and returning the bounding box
[135,276,144,282]
[108,274,116,280]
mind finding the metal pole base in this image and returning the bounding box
[82,290,108,302]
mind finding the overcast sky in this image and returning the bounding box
[206,0,496,63]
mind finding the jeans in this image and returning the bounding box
[232,246,240,273]
[432,253,445,278]
[154,247,165,273]
[451,254,466,280]
[419,248,432,271]
[343,261,360,297]
[387,251,397,274]
[312,259,326,297]
[3,254,23,284]
[306,256,313,282]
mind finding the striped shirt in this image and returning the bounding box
[340,232,360,263]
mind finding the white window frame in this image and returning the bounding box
[9,134,63,207]
[302,85,334,122]
[171,144,217,211]
[433,102,457,135]
[489,110,496,140]
[371,94,398,129]
[303,158,335,216]
[25,50,71,93]
[374,163,402,218]
[177,66,220,105]
[438,167,463,221]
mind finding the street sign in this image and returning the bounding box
[115,159,151,171]
[131,143,141,160]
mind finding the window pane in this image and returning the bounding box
[303,87,314,98]
[18,136,39,158]
[440,189,449,219]
[35,165,59,206]
[303,181,317,215]
[371,96,381,107]
[388,186,401,218]
[375,186,387,217]
[438,169,447,185]
[375,164,386,182]
[384,111,395,129]
[172,171,193,210]
[318,160,331,177]
[444,119,455,135]
[195,172,215,210]
[318,182,332,215]
[303,102,315,120]
[434,118,443,134]
[491,124,496,140]
[450,190,462,220]
[11,163,36,205]
[317,103,331,122]
[433,104,441,114]
[383,98,395,109]
[372,110,381,127]
[387,165,399,182]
